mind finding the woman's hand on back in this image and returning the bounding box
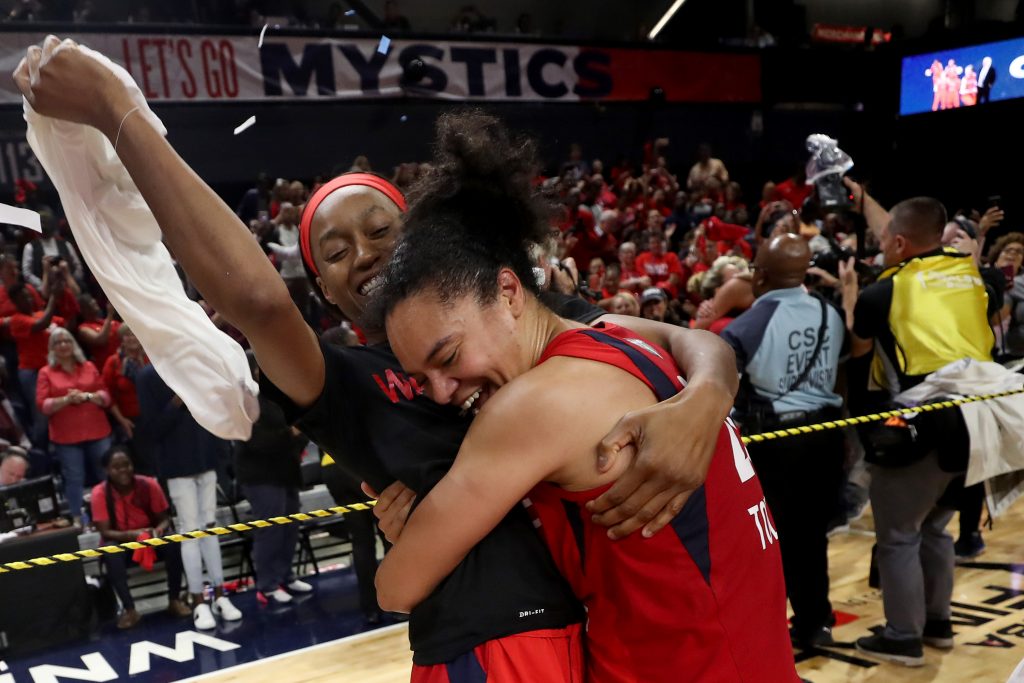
[587,380,731,540]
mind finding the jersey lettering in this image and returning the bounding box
[726,418,756,483]
[372,369,425,403]
[747,497,779,551]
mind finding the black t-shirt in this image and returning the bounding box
[259,292,601,665]
[234,395,306,489]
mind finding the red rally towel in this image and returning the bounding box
[133,531,157,571]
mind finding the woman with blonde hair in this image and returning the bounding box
[693,255,755,334]
[37,326,112,523]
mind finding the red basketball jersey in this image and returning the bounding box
[526,324,799,682]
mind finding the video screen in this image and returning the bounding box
[900,37,1023,115]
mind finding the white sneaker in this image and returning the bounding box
[213,595,242,621]
[193,603,216,630]
[268,588,293,603]
[286,579,313,593]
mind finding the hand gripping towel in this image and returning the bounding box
[23,40,258,439]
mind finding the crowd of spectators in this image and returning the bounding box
[0,130,1016,655]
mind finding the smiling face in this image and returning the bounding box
[385,273,529,414]
[308,186,403,324]
[51,331,76,363]
[106,451,134,488]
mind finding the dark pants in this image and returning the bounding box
[103,543,184,610]
[321,463,382,616]
[242,482,300,593]
[18,368,48,473]
[749,428,845,639]
[957,481,985,540]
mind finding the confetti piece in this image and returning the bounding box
[234,115,256,135]
[344,9,356,15]
[377,35,391,54]
[400,115,408,122]
[0,202,41,233]
[258,24,268,48]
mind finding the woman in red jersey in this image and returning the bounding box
[371,114,800,682]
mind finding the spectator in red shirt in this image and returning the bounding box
[636,232,685,298]
[103,325,149,450]
[40,256,81,325]
[91,445,190,629]
[0,255,43,317]
[772,167,813,210]
[4,282,62,471]
[617,241,650,294]
[77,295,120,369]
[37,327,112,523]
[565,206,616,268]
[599,262,624,300]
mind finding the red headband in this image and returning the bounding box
[298,173,407,278]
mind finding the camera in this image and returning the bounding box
[808,239,882,282]
[814,173,851,210]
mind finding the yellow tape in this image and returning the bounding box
[1,499,376,575]
[3,386,1023,575]
[739,387,1024,445]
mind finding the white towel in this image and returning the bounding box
[22,41,258,440]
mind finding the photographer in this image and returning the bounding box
[721,234,846,650]
[21,209,84,289]
[839,190,994,666]
[40,255,81,326]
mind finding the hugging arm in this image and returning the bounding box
[587,316,736,538]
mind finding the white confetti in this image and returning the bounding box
[377,35,391,54]
[234,115,256,135]
[344,9,356,15]
[258,24,268,48]
[400,114,407,122]
[0,202,41,233]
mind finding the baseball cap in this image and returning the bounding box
[641,287,667,305]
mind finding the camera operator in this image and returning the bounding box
[21,209,84,289]
[721,234,846,650]
[839,185,995,666]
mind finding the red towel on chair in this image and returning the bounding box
[133,531,157,571]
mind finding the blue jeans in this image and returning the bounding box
[55,436,112,520]
[17,368,48,473]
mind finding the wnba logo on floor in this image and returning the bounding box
[0,631,238,682]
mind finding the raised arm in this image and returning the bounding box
[844,177,891,243]
[587,316,737,538]
[15,38,324,407]
[29,294,57,333]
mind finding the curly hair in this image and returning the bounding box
[365,110,552,328]
[988,231,1024,265]
[700,255,750,300]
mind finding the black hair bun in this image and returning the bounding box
[405,109,552,256]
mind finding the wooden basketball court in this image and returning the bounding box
[186,499,1024,683]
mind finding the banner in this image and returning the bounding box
[0,32,760,105]
[811,24,891,46]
